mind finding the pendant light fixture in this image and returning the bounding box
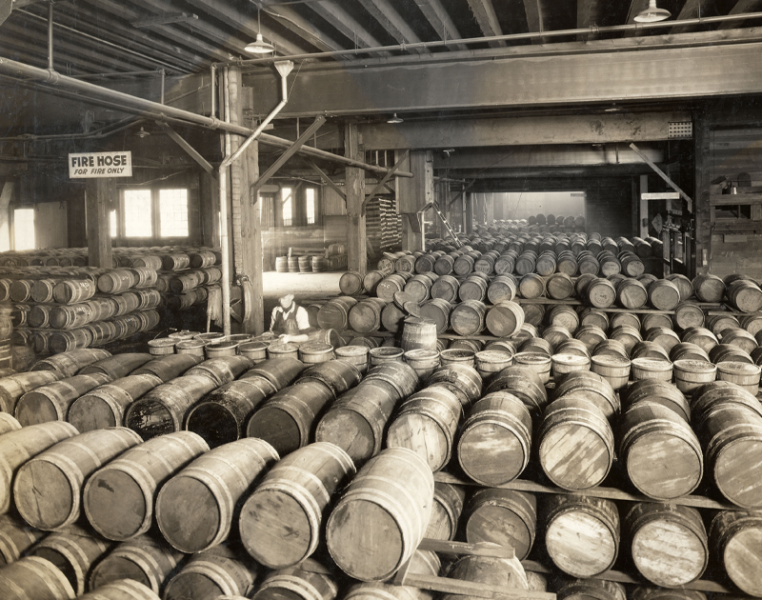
[634,0,671,23]
[245,5,274,54]
[387,113,404,124]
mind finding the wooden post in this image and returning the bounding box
[465,192,474,234]
[345,122,367,274]
[0,182,13,252]
[243,143,265,334]
[399,150,433,252]
[85,178,113,269]
[639,174,649,238]
[200,172,220,248]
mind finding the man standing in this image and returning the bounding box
[269,293,312,344]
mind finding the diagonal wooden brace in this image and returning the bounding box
[307,159,346,204]
[251,116,326,199]
[156,121,216,177]
[362,149,410,216]
[630,142,693,213]
[448,180,476,207]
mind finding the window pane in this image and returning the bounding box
[282,187,292,227]
[159,189,189,237]
[124,190,153,237]
[306,188,316,225]
[14,208,35,250]
[110,210,117,238]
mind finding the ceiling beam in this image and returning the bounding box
[0,43,95,75]
[412,0,468,51]
[77,0,230,62]
[359,113,688,150]
[671,0,713,34]
[358,0,427,52]
[719,0,762,29]
[523,0,547,44]
[243,42,762,117]
[577,0,604,41]
[307,1,391,57]
[467,0,505,48]
[179,0,311,57]
[262,4,347,55]
[444,164,657,179]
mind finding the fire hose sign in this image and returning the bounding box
[69,151,133,178]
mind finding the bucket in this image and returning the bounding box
[474,350,513,384]
[551,353,591,379]
[458,391,532,486]
[439,349,475,368]
[590,355,631,390]
[544,494,620,578]
[325,448,434,582]
[673,359,717,394]
[267,341,299,361]
[630,358,673,381]
[156,438,278,553]
[512,352,551,384]
[239,442,355,568]
[403,349,440,381]
[238,341,269,363]
[335,345,370,374]
[148,338,177,356]
[369,347,404,365]
[298,342,335,365]
[716,361,761,396]
[205,341,240,359]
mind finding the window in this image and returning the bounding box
[123,189,153,237]
[282,186,293,227]
[109,210,117,238]
[306,188,316,225]
[14,208,35,250]
[159,189,189,237]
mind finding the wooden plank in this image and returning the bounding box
[630,143,693,212]
[357,0,426,50]
[307,160,346,204]
[345,122,367,275]
[523,0,546,44]
[718,0,762,29]
[467,0,505,48]
[671,0,713,34]
[308,0,391,57]
[85,178,113,269]
[397,572,556,600]
[199,171,220,248]
[412,0,468,51]
[262,4,347,54]
[418,539,514,559]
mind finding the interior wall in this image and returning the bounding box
[34,202,68,249]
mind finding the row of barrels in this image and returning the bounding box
[0,353,759,598]
[274,254,346,273]
[0,247,221,271]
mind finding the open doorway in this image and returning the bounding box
[497,191,586,221]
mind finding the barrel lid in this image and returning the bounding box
[393,291,416,309]
[591,354,631,367]
[631,358,673,372]
[404,348,439,360]
[673,359,717,374]
[717,361,761,375]
[475,350,514,363]
[514,352,551,366]
[552,353,591,367]
[403,302,421,317]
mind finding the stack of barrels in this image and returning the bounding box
[156,249,222,311]
[0,339,759,600]
[274,244,348,274]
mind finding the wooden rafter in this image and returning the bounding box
[467,0,505,48]
[672,0,712,34]
[718,0,762,29]
[577,0,603,41]
[262,4,347,55]
[358,0,426,51]
[412,0,468,50]
[307,159,346,203]
[308,0,391,57]
[523,0,546,44]
[157,122,216,176]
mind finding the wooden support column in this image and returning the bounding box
[465,192,474,234]
[399,149,433,252]
[0,182,12,252]
[242,142,264,334]
[345,122,367,274]
[85,178,114,269]
[486,192,495,225]
[639,174,649,238]
[474,192,486,225]
[200,171,220,248]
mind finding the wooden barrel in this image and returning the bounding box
[325,447,434,582]
[727,278,762,312]
[616,278,648,309]
[0,513,46,565]
[557,579,626,600]
[464,488,536,560]
[399,317,438,353]
[15,372,113,426]
[31,348,111,378]
[625,503,708,587]
[163,545,257,600]
[376,274,408,302]
[554,370,620,420]
[0,555,76,600]
[348,298,387,334]
[362,270,386,295]
[317,296,357,330]
[693,273,726,302]
[442,555,527,599]
[419,299,452,335]
[474,350,513,384]
[427,363,482,408]
[84,431,209,541]
[537,396,614,491]
[0,421,78,514]
[485,365,547,415]
[458,391,532,486]
[124,375,218,440]
[80,353,154,380]
[335,345,370,374]
[341,551,439,600]
[630,588,706,600]
[630,357,673,381]
[544,494,620,578]
[716,361,761,395]
[648,279,681,310]
[0,412,21,436]
[430,275,460,303]
[251,560,338,600]
[67,374,163,433]
[672,359,717,395]
[696,402,762,508]
[406,274,436,303]
[28,524,111,595]
[584,277,616,308]
[450,300,486,336]
[670,342,710,363]
[682,327,718,353]
[156,438,278,554]
[386,386,462,472]
[427,483,465,541]
[298,342,335,365]
[14,428,142,530]
[619,401,703,500]
[296,359,363,398]
[0,371,62,414]
[239,442,355,568]
[709,510,762,598]
[51,279,97,305]
[186,356,253,387]
[88,534,183,594]
[403,349,440,381]
[130,354,202,383]
[483,300,524,338]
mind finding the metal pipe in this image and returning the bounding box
[0,56,411,177]
[229,11,762,66]
[210,64,217,120]
[217,62,293,336]
[76,70,165,81]
[160,69,165,105]
[47,2,54,71]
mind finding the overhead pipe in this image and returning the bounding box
[0,56,411,177]
[47,2,53,71]
[218,60,294,336]
[230,11,762,66]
